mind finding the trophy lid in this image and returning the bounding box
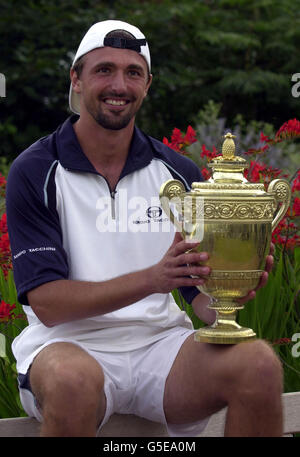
[191,132,266,194]
[209,132,248,182]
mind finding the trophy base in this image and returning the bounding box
[194,307,256,344]
[194,325,256,345]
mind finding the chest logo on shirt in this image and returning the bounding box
[146,206,163,219]
[95,190,171,233]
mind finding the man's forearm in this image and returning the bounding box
[28,268,156,327]
[28,235,211,328]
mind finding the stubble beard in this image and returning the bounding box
[87,95,139,131]
[93,110,134,130]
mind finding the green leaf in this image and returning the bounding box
[294,247,300,272]
[0,333,6,358]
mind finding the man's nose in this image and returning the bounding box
[110,71,127,93]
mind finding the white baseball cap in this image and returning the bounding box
[69,20,151,114]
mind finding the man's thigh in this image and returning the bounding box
[163,334,277,424]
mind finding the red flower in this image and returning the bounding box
[292,170,300,192]
[272,337,292,346]
[244,161,266,182]
[0,232,10,253]
[201,144,219,160]
[260,132,272,143]
[245,119,300,156]
[163,137,173,148]
[275,118,300,140]
[163,126,197,155]
[286,234,300,249]
[246,119,300,155]
[201,167,211,180]
[272,217,300,248]
[0,213,7,234]
[244,144,270,155]
[0,175,6,188]
[170,128,183,145]
[0,231,12,277]
[292,197,300,216]
[0,300,16,322]
[183,125,197,145]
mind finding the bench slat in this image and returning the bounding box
[0,392,298,437]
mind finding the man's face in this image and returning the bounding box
[71,47,152,130]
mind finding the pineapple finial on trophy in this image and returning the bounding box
[222,132,236,160]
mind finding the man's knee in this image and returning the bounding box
[230,340,283,402]
[30,342,105,409]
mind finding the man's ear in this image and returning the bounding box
[70,68,81,94]
[144,73,153,97]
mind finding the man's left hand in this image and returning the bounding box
[237,243,275,305]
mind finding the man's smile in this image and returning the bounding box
[103,98,128,106]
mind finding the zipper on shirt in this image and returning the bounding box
[110,190,116,220]
[97,175,118,220]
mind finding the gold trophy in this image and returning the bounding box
[160,133,291,344]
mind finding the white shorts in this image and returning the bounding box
[18,326,210,437]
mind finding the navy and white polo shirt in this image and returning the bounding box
[6,116,203,372]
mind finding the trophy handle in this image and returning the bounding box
[268,178,291,231]
[159,179,186,232]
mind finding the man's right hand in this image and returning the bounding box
[148,231,210,294]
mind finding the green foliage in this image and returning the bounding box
[0,270,28,418]
[1,0,300,161]
[238,246,300,392]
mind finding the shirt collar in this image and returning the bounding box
[56,115,153,177]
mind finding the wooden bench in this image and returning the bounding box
[0,392,299,437]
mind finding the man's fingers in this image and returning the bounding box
[171,231,183,246]
[237,290,256,305]
[171,238,201,257]
[174,251,209,266]
[265,255,274,273]
[237,270,269,305]
[255,271,268,291]
[175,264,210,278]
[170,232,201,252]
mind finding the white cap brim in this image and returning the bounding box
[69,83,81,115]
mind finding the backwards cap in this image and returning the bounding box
[69,20,151,114]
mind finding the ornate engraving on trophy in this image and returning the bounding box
[203,201,274,220]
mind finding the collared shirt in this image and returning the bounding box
[6,116,203,371]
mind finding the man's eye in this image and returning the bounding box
[96,67,110,74]
[129,70,141,77]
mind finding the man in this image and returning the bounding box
[6,20,283,437]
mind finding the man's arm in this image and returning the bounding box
[28,232,210,327]
[28,273,156,328]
